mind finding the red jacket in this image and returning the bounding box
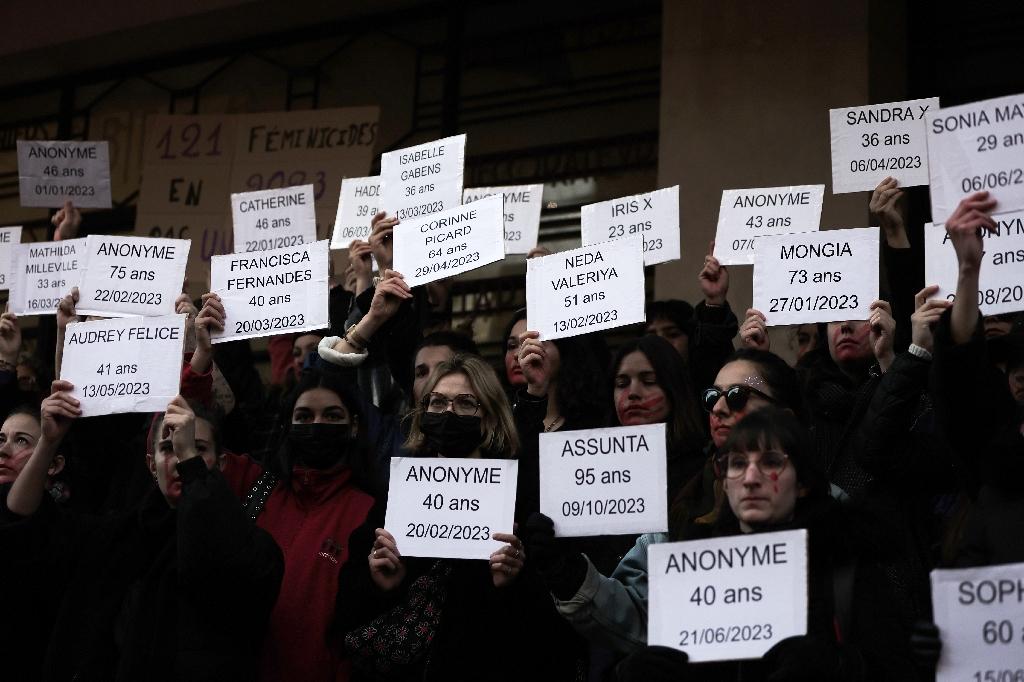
[222,453,375,682]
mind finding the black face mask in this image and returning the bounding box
[419,412,485,457]
[287,423,355,470]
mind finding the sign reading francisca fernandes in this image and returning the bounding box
[17,140,113,208]
[380,134,466,222]
[76,235,190,318]
[714,185,823,265]
[580,186,680,266]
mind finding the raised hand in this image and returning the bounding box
[489,532,526,588]
[368,528,407,591]
[517,330,554,397]
[699,241,729,305]
[40,380,81,443]
[51,200,82,241]
[910,285,952,354]
[0,309,22,365]
[368,211,399,271]
[869,177,909,248]
[739,309,770,351]
[161,396,198,462]
[868,300,896,371]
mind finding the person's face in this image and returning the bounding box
[414,345,455,404]
[429,373,482,414]
[1009,365,1024,406]
[292,334,323,377]
[708,361,774,450]
[645,317,689,358]
[0,413,41,485]
[793,324,818,361]
[504,319,528,386]
[16,364,37,393]
[292,387,353,427]
[723,448,802,533]
[149,418,217,506]
[984,316,1014,339]
[827,320,872,367]
[614,351,670,426]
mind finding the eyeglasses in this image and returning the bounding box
[701,384,776,413]
[422,392,481,416]
[715,450,790,480]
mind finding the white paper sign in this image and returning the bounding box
[931,562,1024,682]
[60,314,186,417]
[648,529,808,662]
[927,93,1024,223]
[753,227,879,326]
[392,193,505,287]
[463,184,544,254]
[210,239,329,343]
[230,184,317,254]
[330,176,379,249]
[76,235,191,318]
[829,97,939,194]
[385,457,519,560]
[0,226,23,291]
[925,211,1024,316]
[714,185,824,265]
[8,238,86,316]
[526,237,645,340]
[539,423,667,537]
[17,140,113,208]
[581,186,680,266]
[380,134,466,221]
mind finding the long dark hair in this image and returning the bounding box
[552,333,611,428]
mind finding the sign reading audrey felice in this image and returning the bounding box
[580,186,680,266]
[385,457,519,560]
[926,93,1024,223]
[330,176,379,249]
[231,184,317,254]
[648,529,808,662]
[714,185,824,265]
[0,226,23,290]
[76,236,191,318]
[209,239,329,343]
[17,140,112,208]
[539,423,667,537]
[8,238,86,316]
[930,562,1024,682]
[380,134,465,222]
[753,227,879,326]
[526,237,645,340]
[392,194,505,287]
[925,211,1024,316]
[60,314,185,417]
[463,184,544,254]
[829,97,939,194]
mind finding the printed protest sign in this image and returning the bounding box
[581,186,680,266]
[8,238,86,316]
[714,185,823,265]
[17,140,112,208]
[231,184,317,254]
[463,184,543,254]
[380,134,466,221]
[330,176,379,249]
[76,236,190,317]
[0,226,23,291]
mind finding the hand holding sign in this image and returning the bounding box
[365,270,413,328]
[868,178,909,247]
[369,211,397,271]
[943,192,998,273]
[517,330,555,397]
[911,286,951,354]
[739,309,770,351]
[489,532,526,588]
[0,310,21,364]
[52,201,82,241]
[40,379,81,443]
[369,528,407,592]
[868,300,896,372]
[699,242,729,306]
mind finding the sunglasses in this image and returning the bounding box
[701,384,776,413]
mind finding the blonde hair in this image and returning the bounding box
[404,353,518,459]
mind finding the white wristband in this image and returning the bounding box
[907,343,933,361]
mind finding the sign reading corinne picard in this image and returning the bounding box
[714,185,823,265]
[17,140,113,208]
[385,457,519,560]
[8,238,86,316]
[380,134,465,222]
[76,235,190,318]
[580,186,680,266]
[526,237,645,341]
[230,184,317,254]
[648,529,808,662]
[753,227,879,326]
[209,239,329,343]
[539,424,667,537]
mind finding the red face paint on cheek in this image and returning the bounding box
[769,471,779,493]
[636,395,665,411]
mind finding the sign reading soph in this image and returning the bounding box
[926,93,1024,223]
[17,140,113,208]
[930,562,1024,682]
[463,184,544,254]
[60,314,186,417]
[580,186,680,266]
[829,97,940,194]
[380,134,466,222]
[539,423,667,537]
[753,227,879,326]
[714,185,824,265]
[230,184,317,254]
[648,529,808,662]
[385,457,519,560]
[0,226,23,291]
[8,238,86,316]
[392,193,505,287]
[924,210,1024,315]
[330,176,379,249]
[209,239,329,343]
[526,237,645,340]
[76,236,191,318]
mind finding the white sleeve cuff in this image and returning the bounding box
[318,336,368,367]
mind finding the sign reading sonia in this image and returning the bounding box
[17,140,113,208]
[330,176,379,249]
[76,236,190,318]
[829,97,939,194]
[526,236,645,340]
[60,314,186,417]
[8,238,86,316]
[930,562,1024,682]
[539,423,667,537]
[385,456,519,560]
[753,227,879,326]
[0,226,23,291]
[463,184,544,254]
[230,184,317,254]
[209,239,329,343]
[580,186,680,266]
[648,529,808,662]
[392,193,505,288]
[714,185,824,265]
[380,134,466,222]
[926,93,1024,223]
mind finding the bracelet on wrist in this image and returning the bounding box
[907,344,933,361]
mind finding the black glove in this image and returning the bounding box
[763,635,856,682]
[523,512,587,599]
[910,620,941,672]
[616,646,690,682]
